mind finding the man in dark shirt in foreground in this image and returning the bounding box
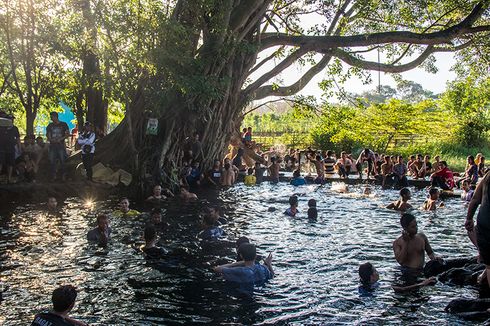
[31,285,87,326]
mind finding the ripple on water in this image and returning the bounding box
[0,184,484,325]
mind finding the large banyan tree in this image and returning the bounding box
[90,0,490,185]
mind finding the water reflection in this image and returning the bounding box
[0,184,483,324]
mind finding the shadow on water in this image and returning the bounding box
[0,183,484,324]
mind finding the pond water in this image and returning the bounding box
[0,182,484,325]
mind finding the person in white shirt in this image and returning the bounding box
[77,121,96,181]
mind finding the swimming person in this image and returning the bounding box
[87,214,111,245]
[146,185,167,202]
[393,213,439,275]
[221,162,236,186]
[179,186,198,201]
[113,197,140,217]
[205,205,228,225]
[199,214,226,240]
[290,169,307,186]
[423,188,444,211]
[284,195,299,217]
[307,198,318,219]
[461,180,475,203]
[214,243,273,294]
[254,162,266,184]
[47,197,58,212]
[466,171,490,288]
[386,188,413,212]
[142,225,167,260]
[244,168,256,186]
[31,285,87,326]
[358,262,436,294]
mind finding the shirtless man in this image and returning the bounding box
[393,213,438,272]
[220,162,236,186]
[269,157,280,183]
[386,188,412,211]
[423,188,444,211]
[308,154,325,183]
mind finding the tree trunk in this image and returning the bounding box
[26,109,35,135]
[81,0,107,135]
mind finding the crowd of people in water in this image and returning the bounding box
[1,120,488,323]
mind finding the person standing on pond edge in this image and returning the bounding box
[77,122,96,181]
[46,112,70,181]
[0,113,21,184]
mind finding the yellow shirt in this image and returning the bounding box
[112,209,140,217]
[244,175,256,186]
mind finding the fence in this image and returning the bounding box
[252,130,312,149]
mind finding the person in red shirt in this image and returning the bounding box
[430,161,454,190]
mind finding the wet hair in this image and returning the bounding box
[308,199,317,207]
[307,207,318,219]
[399,188,410,197]
[236,236,250,248]
[151,208,162,216]
[120,197,129,203]
[52,285,77,312]
[293,169,301,178]
[429,187,439,196]
[144,225,157,242]
[359,262,374,284]
[400,213,416,229]
[288,195,298,207]
[238,243,256,261]
[248,168,254,175]
[224,163,231,170]
[96,214,108,223]
[50,111,59,118]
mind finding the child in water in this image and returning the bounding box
[386,188,413,212]
[358,262,436,293]
[423,188,444,210]
[461,180,475,203]
[199,214,226,240]
[284,195,299,217]
[290,169,307,186]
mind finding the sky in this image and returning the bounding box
[253,51,457,104]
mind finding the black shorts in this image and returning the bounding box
[477,225,490,265]
[0,151,15,166]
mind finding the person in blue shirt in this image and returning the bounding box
[290,169,307,186]
[186,160,202,186]
[214,243,273,294]
[199,214,226,240]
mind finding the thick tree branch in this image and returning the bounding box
[244,47,310,94]
[247,45,285,76]
[251,54,332,100]
[332,41,473,73]
[260,2,489,50]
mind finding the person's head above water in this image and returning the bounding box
[238,243,256,262]
[247,168,254,175]
[358,262,379,285]
[47,197,58,210]
[119,197,130,213]
[52,285,77,314]
[400,188,411,200]
[288,195,299,208]
[236,236,250,249]
[96,214,109,232]
[152,185,162,197]
[400,213,417,235]
[308,199,316,207]
[203,213,217,227]
[428,187,439,200]
[151,208,162,224]
[206,205,220,218]
[293,169,301,178]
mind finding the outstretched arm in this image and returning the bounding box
[214,261,245,274]
[392,277,437,292]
